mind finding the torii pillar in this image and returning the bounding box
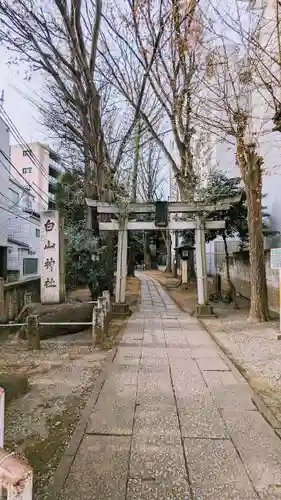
[115,224,128,304]
[195,215,213,317]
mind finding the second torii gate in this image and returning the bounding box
[86,198,238,316]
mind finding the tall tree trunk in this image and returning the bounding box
[128,119,142,276]
[165,231,172,273]
[246,181,269,321]
[144,233,152,269]
[237,140,269,322]
[222,233,231,289]
[84,142,93,232]
[222,232,237,306]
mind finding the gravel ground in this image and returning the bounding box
[202,306,281,421]
[0,279,140,499]
[1,329,109,499]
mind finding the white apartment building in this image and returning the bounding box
[249,0,281,247]
[203,1,281,274]
[0,115,10,278]
[211,1,281,247]
[7,179,41,280]
[11,142,63,211]
[0,120,51,280]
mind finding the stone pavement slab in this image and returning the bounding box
[192,483,259,500]
[221,408,281,498]
[60,435,131,500]
[184,438,258,497]
[133,404,181,444]
[196,355,230,371]
[127,478,191,499]
[178,392,227,438]
[56,275,281,500]
[129,436,186,481]
[86,386,136,435]
[191,346,221,359]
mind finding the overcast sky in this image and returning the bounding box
[0,46,46,145]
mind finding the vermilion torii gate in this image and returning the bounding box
[86,198,239,316]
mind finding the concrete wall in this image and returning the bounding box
[219,251,280,313]
[205,237,241,276]
[0,116,10,247]
[0,276,40,323]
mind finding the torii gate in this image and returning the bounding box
[86,197,239,316]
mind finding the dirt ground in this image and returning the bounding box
[0,277,140,499]
[147,269,281,424]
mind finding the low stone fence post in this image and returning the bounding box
[0,387,4,450]
[98,297,107,328]
[0,279,4,324]
[102,290,111,316]
[101,296,108,318]
[91,291,111,345]
[92,306,103,345]
[27,315,40,351]
[24,293,32,306]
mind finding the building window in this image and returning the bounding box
[22,167,32,174]
[9,188,19,205]
[23,149,31,156]
[35,229,40,237]
[23,195,32,210]
[23,258,38,275]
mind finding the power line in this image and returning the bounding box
[1,108,48,176]
[0,150,49,208]
[0,190,25,233]
[0,201,40,228]
[0,190,25,211]
[0,108,50,181]
[0,153,47,208]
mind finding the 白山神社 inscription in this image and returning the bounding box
[40,211,64,304]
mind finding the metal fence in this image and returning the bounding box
[206,239,241,276]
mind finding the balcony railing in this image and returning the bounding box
[48,175,56,185]
[49,162,64,174]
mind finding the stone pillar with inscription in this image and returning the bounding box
[40,211,65,304]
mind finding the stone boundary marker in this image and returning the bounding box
[0,387,33,499]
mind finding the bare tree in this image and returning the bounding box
[0,0,110,200]
[196,2,270,322]
[137,140,165,202]
[136,136,167,270]
[100,0,205,201]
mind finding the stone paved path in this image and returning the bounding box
[59,275,281,500]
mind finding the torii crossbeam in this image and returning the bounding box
[86,197,240,316]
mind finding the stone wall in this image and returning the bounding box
[219,250,280,314]
[0,277,40,323]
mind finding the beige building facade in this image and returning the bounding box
[11,142,63,212]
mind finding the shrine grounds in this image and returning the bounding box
[0,277,140,499]
[2,272,281,499]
